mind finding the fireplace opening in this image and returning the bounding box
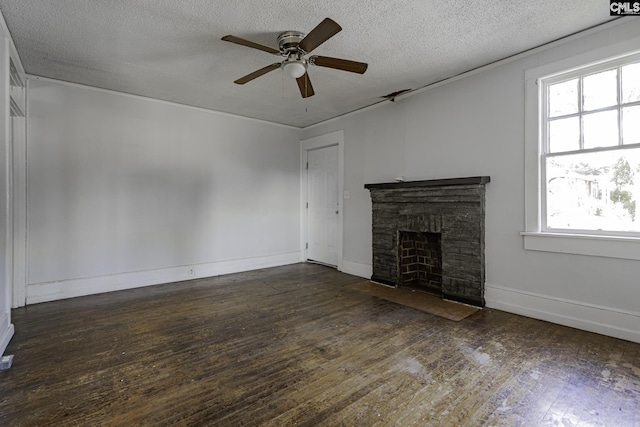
[398,231,442,295]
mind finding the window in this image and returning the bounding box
[541,54,640,236]
[523,36,640,260]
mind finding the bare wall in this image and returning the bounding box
[304,19,640,343]
[26,79,302,302]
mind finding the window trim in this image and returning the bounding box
[523,36,640,259]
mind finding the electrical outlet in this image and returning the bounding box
[188,267,195,277]
[0,355,13,370]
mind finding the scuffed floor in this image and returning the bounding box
[1,263,639,426]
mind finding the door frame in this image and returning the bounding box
[11,112,26,308]
[300,130,344,271]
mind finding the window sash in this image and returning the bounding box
[541,142,640,236]
[543,62,640,154]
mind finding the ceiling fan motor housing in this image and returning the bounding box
[277,31,305,54]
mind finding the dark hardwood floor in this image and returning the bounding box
[1,263,639,426]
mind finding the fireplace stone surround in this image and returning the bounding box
[365,177,490,307]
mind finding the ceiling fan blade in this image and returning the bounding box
[298,18,342,54]
[234,63,281,85]
[296,73,315,98]
[310,55,368,74]
[221,35,280,55]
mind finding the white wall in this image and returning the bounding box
[304,19,640,343]
[26,78,302,303]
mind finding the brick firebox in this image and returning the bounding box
[398,231,443,294]
[365,176,490,307]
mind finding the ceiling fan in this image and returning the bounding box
[221,18,368,98]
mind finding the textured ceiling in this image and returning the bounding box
[0,0,617,127]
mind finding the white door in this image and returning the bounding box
[307,145,339,266]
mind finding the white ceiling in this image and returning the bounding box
[0,1,617,128]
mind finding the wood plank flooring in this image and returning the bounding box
[1,263,639,426]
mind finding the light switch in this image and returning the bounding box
[343,191,350,199]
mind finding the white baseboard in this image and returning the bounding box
[485,283,640,344]
[340,260,372,279]
[26,252,302,305]
[0,313,15,356]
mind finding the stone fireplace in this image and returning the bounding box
[365,176,490,307]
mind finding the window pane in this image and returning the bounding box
[549,117,579,153]
[622,62,640,103]
[546,148,640,232]
[549,79,578,117]
[583,110,619,149]
[583,69,617,111]
[623,106,640,145]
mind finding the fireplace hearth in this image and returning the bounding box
[365,176,490,307]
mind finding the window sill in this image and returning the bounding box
[521,232,640,261]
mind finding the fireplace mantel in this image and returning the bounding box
[365,176,490,190]
[365,176,490,307]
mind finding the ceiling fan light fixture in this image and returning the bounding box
[283,61,307,79]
